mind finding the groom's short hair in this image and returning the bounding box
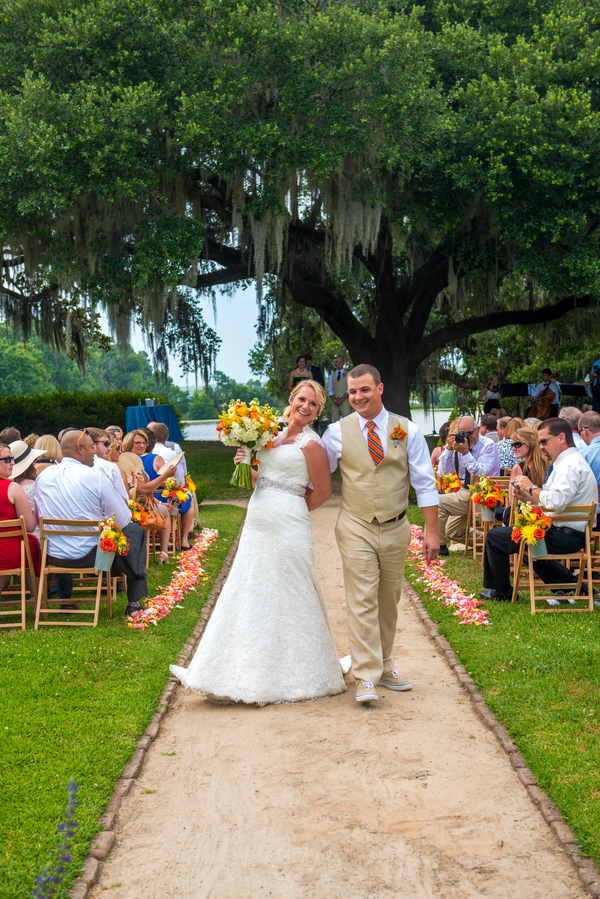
[348,364,381,385]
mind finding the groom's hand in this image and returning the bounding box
[423,533,440,565]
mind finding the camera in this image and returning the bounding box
[454,430,470,445]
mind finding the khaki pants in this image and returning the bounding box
[330,397,352,421]
[335,509,411,685]
[438,487,470,545]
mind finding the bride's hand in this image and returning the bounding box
[234,448,247,465]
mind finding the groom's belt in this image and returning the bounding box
[373,510,406,525]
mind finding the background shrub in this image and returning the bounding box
[0,389,183,436]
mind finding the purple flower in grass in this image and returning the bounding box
[33,780,78,898]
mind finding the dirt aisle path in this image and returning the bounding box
[94,498,584,899]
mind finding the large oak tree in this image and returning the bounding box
[1,0,599,410]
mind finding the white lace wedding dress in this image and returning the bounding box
[170,427,346,705]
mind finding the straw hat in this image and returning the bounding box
[9,440,45,480]
[118,451,144,486]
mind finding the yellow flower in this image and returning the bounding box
[521,524,538,544]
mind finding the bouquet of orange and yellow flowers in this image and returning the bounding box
[98,514,129,555]
[469,475,506,510]
[129,499,147,526]
[185,474,197,493]
[440,472,462,494]
[161,477,190,505]
[217,398,280,488]
[511,503,552,546]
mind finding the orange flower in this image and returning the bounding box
[511,528,522,543]
[100,537,117,553]
[534,527,546,540]
[485,496,497,509]
[250,409,259,419]
[265,441,273,449]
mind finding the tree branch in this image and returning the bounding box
[195,264,250,290]
[414,294,594,365]
[438,367,479,390]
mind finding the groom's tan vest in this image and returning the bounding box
[339,412,410,523]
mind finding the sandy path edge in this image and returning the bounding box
[72,502,599,899]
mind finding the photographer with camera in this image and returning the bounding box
[437,415,500,556]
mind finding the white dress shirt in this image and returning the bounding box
[94,456,129,503]
[573,432,586,451]
[153,441,187,483]
[33,458,132,559]
[322,406,439,508]
[438,434,500,480]
[532,381,561,402]
[327,370,348,397]
[539,447,598,531]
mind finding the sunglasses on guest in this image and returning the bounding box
[511,441,525,449]
[0,455,15,464]
[95,440,111,448]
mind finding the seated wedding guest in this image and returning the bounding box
[481,418,597,600]
[88,428,129,502]
[24,433,39,448]
[122,430,177,563]
[0,444,41,588]
[431,422,450,468]
[559,406,585,450]
[147,422,193,549]
[106,425,123,440]
[506,428,548,515]
[33,429,148,616]
[108,430,123,463]
[10,440,44,537]
[33,435,62,476]
[0,427,20,444]
[437,416,500,555]
[578,411,600,486]
[479,414,499,443]
[496,417,525,473]
[524,417,542,428]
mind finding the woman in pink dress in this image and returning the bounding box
[0,443,41,578]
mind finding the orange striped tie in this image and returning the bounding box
[366,420,384,466]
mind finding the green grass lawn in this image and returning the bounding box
[406,506,600,863]
[0,503,245,899]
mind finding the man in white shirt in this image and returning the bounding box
[88,427,129,502]
[530,368,561,416]
[33,429,148,617]
[321,364,439,702]
[437,416,500,554]
[147,422,193,548]
[479,414,499,443]
[558,407,585,450]
[481,418,598,600]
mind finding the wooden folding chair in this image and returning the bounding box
[464,477,480,556]
[0,518,38,630]
[476,475,513,564]
[511,504,596,613]
[35,518,112,629]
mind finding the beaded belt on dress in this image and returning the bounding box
[255,476,306,498]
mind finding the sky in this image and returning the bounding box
[127,286,261,389]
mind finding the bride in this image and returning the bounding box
[169,380,346,705]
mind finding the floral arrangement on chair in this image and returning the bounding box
[511,503,552,545]
[440,472,462,494]
[185,474,197,493]
[128,499,147,526]
[469,475,506,509]
[217,399,280,488]
[98,514,129,555]
[161,477,190,505]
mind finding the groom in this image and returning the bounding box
[322,365,439,703]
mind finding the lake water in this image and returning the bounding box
[183,408,451,441]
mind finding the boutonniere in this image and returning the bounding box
[391,425,407,447]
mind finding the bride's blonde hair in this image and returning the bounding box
[283,380,326,422]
